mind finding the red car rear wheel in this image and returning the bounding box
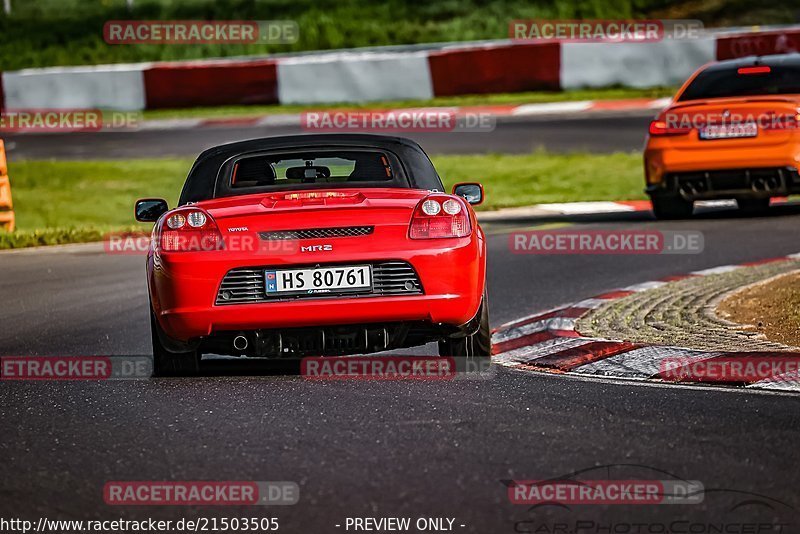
[438,293,491,358]
[150,309,200,377]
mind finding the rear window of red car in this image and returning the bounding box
[230,150,394,189]
[678,64,800,101]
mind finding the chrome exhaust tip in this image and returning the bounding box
[233,335,249,351]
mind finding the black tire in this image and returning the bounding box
[438,294,491,358]
[650,196,694,220]
[150,310,200,377]
[737,198,770,215]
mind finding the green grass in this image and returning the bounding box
[0,227,117,249]
[0,0,795,70]
[433,150,646,209]
[10,159,191,229]
[143,86,676,121]
[2,158,191,249]
[0,151,645,249]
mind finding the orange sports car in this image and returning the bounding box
[644,54,800,219]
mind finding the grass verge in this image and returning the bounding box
[1,151,644,249]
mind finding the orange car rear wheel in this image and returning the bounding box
[651,195,694,220]
[737,198,771,215]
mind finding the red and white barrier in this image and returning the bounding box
[560,39,716,89]
[277,51,434,104]
[144,59,279,109]
[428,42,560,95]
[2,64,148,111]
[0,26,798,111]
[716,27,800,59]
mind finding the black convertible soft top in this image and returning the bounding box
[178,134,445,204]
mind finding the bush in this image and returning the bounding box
[0,0,795,70]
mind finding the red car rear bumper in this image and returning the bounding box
[148,234,485,343]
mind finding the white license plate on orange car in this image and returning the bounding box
[699,123,758,140]
[265,265,372,295]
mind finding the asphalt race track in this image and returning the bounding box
[3,112,652,159]
[3,206,800,530]
[2,116,800,531]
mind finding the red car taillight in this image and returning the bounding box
[737,66,771,75]
[159,208,223,252]
[648,120,692,136]
[409,195,472,239]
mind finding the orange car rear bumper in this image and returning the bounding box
[644,138,800,200]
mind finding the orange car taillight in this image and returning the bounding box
[160,208,223,252]
[648,120,692,136]
[409,195,472,239]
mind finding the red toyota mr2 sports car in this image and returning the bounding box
[135,134,489,375]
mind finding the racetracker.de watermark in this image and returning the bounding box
[104,481,299,506]
[508,479,704,505]
[510,230,703,255]
[662,111,800,132]
[103,232,299,255]
[510,19,704,42]
[301,356,493,380]
[0,356,151,380]
[661,354,800,383]
[104,20,298,44]
[301,110,496,133]
[0,110,141,133]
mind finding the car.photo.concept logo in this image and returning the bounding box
[507,465,795,533]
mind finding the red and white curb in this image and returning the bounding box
[2,97,669,135]
[477,200,654,220]
[478,198,799,221]
[136,98,671,132]
[138,113,302,131]
[491,253,800,392]
[511,97,671,116]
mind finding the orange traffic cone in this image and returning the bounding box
[0,140,15,232]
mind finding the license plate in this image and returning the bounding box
[699,123,758,140]
[265,265,372,296]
